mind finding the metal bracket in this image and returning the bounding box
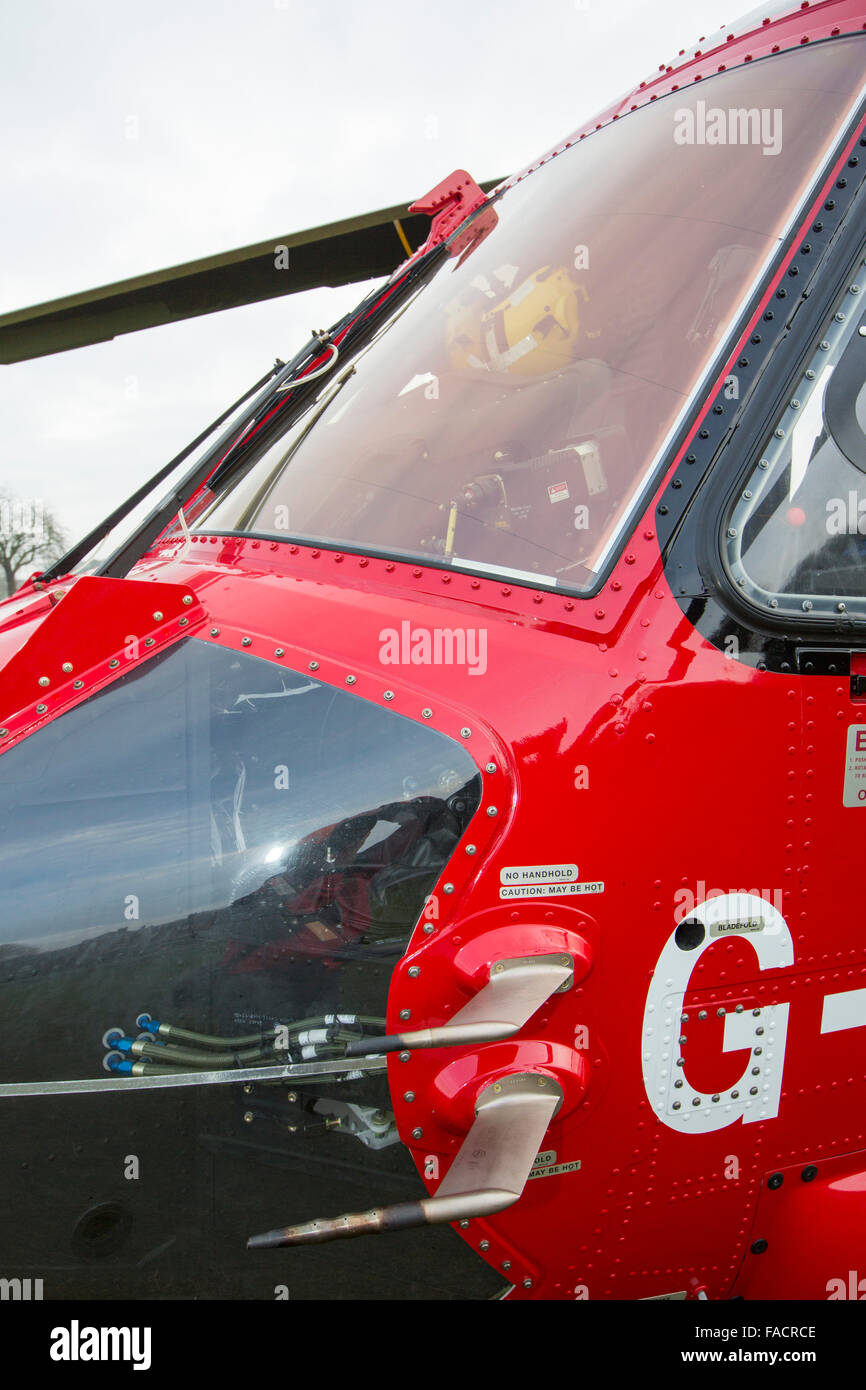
[247,1071,562,1248]
[344,952,573,1058]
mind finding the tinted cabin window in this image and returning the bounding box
[0,639,480,1083]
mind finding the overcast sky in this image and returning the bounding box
[1,0,732,552]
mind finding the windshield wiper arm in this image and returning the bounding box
[87,242,448,580]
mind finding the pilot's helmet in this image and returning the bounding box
[446,265,583,377]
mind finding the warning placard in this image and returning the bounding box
[843,725,866,807]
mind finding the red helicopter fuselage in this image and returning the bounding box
[1,0,866,1301]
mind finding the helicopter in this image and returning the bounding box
[0,0,865,1304]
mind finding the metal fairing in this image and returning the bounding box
[1,1,866,1303]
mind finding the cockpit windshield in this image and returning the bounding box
[197,39,866,590]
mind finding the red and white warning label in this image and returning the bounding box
[843,725,866,807]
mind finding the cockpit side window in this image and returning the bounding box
[724,244,866,619]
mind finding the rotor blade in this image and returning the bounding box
[0,179,504,365]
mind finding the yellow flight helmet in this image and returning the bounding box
[446,265,585,377]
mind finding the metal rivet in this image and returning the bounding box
[242,637,252,646]
[0,729,7,737]
[309,661,319,671]
[38,677,49,687]
[109,659,119,669]
[73,681,83,690]
[485,762,497,774]
[465,844,477,855]
[698,1010,707,1020]
[210,628,220,637]
[421,708,433,719]
[399,1051,411,1062]
[486,806,498,817]
[459,1220,469,1229]
[61,662,73,674]
[522,1278,532,1289]
[36,703,47,714]
[383,690,394,700]
[443,883,454,894]
[182,595,194,605]
[423,922,434,934]
[399,1010,411,1021]
[275,648,285,657]
[502,1261,512,1271]
[460,727,471,738]
[403,1091,415,1103]
[479,1240,490,1252]
[346,675,356,685]
[152,611,163,621]
[717,1007,726,1017]
[144,637,155,647]
[178,617,188,626]
[243,1112,254,1124]
[412,1127,423,1140]
[408,966,420,978]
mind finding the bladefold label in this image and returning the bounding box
[500,864,578,884]
[710,918,764,936]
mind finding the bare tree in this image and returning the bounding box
[0,492,66,598]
